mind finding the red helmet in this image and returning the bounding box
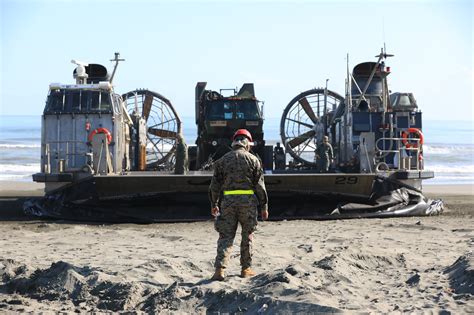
[233,129,253,142]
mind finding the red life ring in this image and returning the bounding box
[401,128,424,148]
[88,127,112,144]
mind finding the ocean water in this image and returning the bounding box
[0,115,473,185]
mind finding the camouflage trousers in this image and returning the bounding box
[214,195,258,269]
[319,158,330,172]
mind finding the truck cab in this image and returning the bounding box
[193,82,271,169]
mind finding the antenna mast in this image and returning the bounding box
[109,52,125,83]
[346,53,352,111]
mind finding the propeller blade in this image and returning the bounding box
[285,118,314,129]
[148,128,177,139]
[142,93,153,121]
[298,97,318,124]
[287,129,315,148]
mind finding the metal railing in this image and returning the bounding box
[375,136,422,171]
[43,140,89,173]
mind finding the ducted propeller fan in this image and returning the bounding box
[122,89,182,170]
[280,88,344,166]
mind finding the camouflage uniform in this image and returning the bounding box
[209,146,268,270]
[174,133,188,175]
[317,142,333,172]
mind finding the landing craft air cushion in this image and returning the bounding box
[26,51,443,222]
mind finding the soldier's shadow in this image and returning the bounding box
[195,279,213,285]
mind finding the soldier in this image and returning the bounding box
[273,142,285,170]
[316,135,334,172]
[209,129,269,281]
[174,132,188,174]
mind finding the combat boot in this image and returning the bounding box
[241,267,256,278]
[211,268,225,281]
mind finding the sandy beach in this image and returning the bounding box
[0,181,472,313]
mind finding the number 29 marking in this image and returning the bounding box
[335,176,358,185]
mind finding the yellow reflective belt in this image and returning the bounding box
[223,190,254,195]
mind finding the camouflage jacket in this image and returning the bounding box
[209,147,268,211]
[317,142,334,161]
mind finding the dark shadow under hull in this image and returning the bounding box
[24,174,443,223]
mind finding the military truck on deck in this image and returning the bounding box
[192,82,273,170]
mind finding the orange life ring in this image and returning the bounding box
[88,127,112,144]
[401,128,424,148]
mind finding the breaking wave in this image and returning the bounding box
[0,143,41,149]
[424,144,474,155]
[0,164,40,181]
[426,164,474,174]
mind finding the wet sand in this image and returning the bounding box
[0,181,472,313]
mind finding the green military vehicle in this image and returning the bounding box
[192,82,273,170]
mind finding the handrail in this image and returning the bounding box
[375,136,422,171]
[42,140,90,173]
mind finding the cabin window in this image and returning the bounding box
[100,92,112,111]
[207,104,224,120]
[90,92,100,110]
[236,101,260,119]
[46,90,64,112]
[207,101,234,120]
[64,90,81,111]
[45,89,113,113]
[74,90,112,112]
[80,91,89,110]
[223,102,233,120]
[206,100,260,120]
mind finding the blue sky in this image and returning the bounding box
[1,0,472,121]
